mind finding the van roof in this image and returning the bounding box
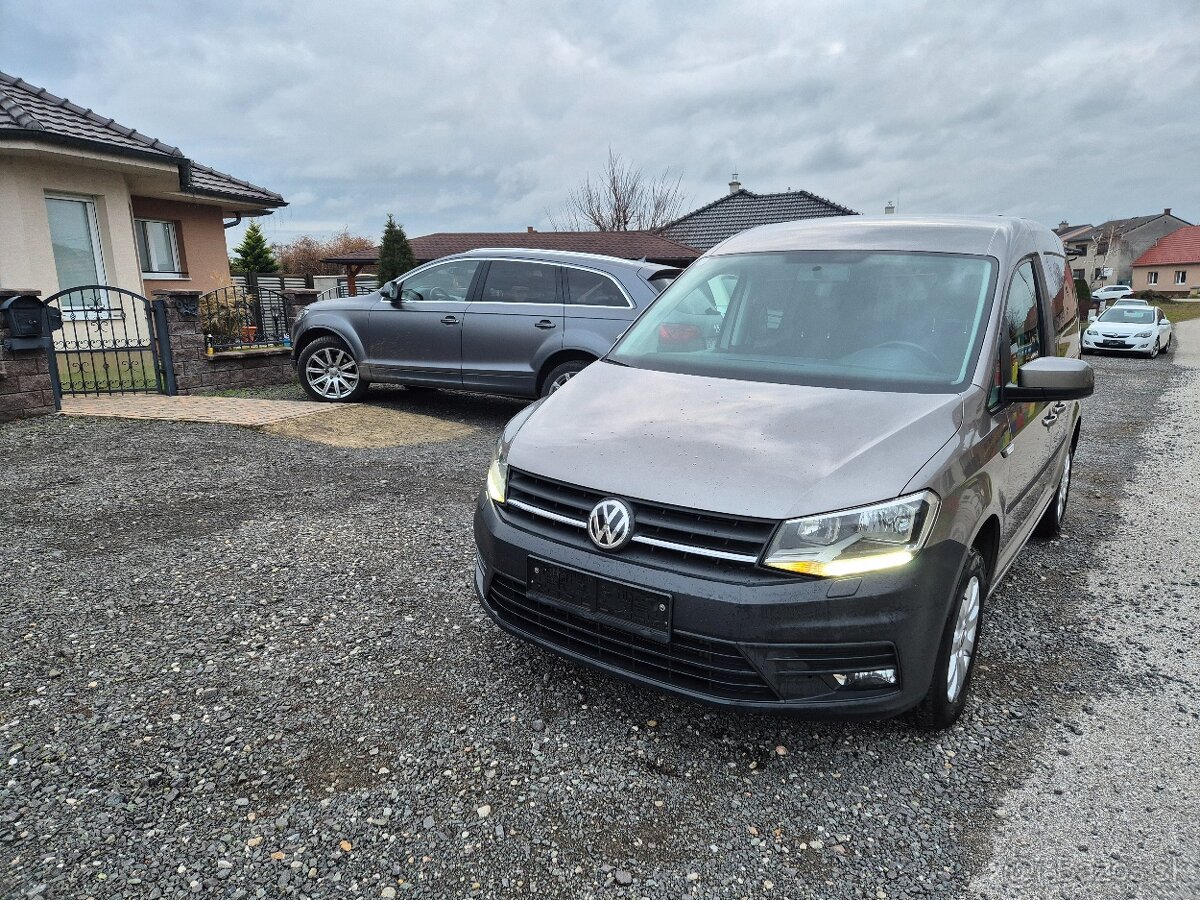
[711,215,1060,260]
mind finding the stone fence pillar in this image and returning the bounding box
[0,288,58,423]
[152,290,206,394]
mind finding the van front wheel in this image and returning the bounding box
[914,548,988,730]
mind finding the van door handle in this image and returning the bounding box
[440,315,460,326]
[1052,401,1067,414]
[1042,412,1058,427]
[1001,443,1016,458]
[535,319,556,330]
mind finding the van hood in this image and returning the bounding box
[507,361,963,520]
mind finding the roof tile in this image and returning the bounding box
[663,188,856,250]
[0,70,284,210]
[1132,225,1200,267]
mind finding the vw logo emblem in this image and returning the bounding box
[587,498,633,551]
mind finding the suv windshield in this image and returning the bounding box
[1098,307,1155,324]
[609,251,997,392]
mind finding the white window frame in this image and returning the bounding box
[1175,270,1187,285]
[1147,271,1158,285]
[135,218,185,278]
[45,192,114,319]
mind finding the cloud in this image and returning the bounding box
[2,0,1197,249]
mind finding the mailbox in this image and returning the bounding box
[0,295,61,350]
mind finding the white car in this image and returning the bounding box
[1082,305,1173,358]
[1092,284,1134,302]
[1111,298,1149,307]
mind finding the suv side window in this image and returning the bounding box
[401,260,479,302]
[566,268,628,307]
[480,261,559,304]
[991,259,1043,405]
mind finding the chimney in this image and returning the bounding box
[884,201,896,215]
[729,173,741,194]
[1164,208,1171,216]
[1058,220,1069,230]
[527,226,536,233]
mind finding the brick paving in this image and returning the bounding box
[60,394,332,426]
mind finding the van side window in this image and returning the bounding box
[990,259,1042,405]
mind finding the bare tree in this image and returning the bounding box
[550,149,686,232]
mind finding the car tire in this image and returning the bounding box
[914,547,988,730]
[1147,340,1159,359]
[541,360,591,397]
[297,336,370,402]
[1034,446,1072,538]
[1161,335,1172,354]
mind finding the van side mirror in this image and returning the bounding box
[380,281,400,302]
[1004,357,1094,403]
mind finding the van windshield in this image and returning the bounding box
[608,251,997,392]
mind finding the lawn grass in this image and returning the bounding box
[1157,300,1200,323]
[56,349,159,392]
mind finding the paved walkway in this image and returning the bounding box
[60,394,331,426]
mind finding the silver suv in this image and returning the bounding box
[291,249,677,401]
[474,216,1093,728]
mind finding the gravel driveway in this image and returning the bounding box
[2,343,1197,900]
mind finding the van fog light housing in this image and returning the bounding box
[763,491,940,578]
[833,668,898,689]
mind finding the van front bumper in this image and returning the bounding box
[473,493,967,719]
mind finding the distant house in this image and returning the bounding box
[1060,209,1191,290]
[1131,225,1200,297]
[0,71,286,300]
[661,175,857,251]
[324,229,701,293]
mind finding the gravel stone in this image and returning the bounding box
[1,349,1196,900]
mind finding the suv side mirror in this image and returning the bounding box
[1004,357,1094,403]
[380,281,400,302]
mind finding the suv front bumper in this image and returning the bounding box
[474,493,967,718]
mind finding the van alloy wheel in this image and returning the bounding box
[1055,451,1071,523]
[946,575,981,704]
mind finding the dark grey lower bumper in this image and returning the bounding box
[474,493,967,719]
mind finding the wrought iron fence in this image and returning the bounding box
[44,285,171,395]
[199,285,295,352]
[315,280,379,302]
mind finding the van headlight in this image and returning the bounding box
[486,438,509,504]
[762,491,940,577]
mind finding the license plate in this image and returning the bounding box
[527,558,672,640]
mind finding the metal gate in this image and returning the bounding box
[44,285,175,396]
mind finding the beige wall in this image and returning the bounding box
[0,153,144,295]
[132,196,233,296]
[1132,265,1196,296]
[0,149,235,300]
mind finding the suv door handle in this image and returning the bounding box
[440,315,460,326]
[535,319,556,330]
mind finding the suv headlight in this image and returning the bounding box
[486,438,509,504]
[762,491,940,577]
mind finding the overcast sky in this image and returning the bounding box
[3,0,1197,250]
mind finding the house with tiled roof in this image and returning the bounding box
[0,70,286,299]
[1131,225,1200,296]
[1062,209,1191,290]
[324,229,700,294]
[661,175,857,251]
